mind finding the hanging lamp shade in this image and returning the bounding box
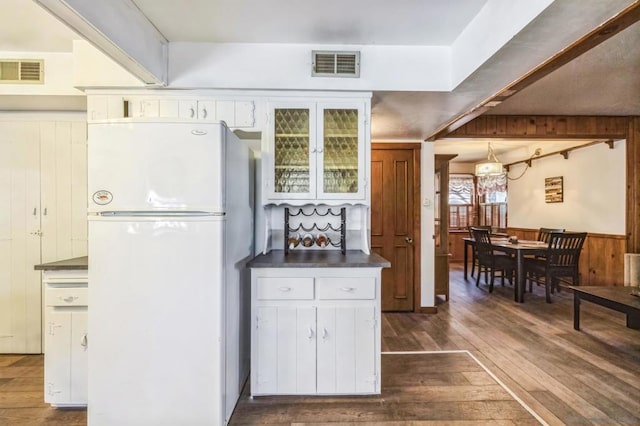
[475,143,504,176]
[475,161,503,176]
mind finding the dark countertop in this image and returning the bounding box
[247,250,390,268]
[34,256,88,270]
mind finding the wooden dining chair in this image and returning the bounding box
[524,232,587,303]
[468,225,492,279]
[537,227,565,243]
[527,227,565,291]
[471,227,515,293]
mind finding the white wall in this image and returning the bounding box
[451,0,554,88]
[421,142,435,307]
[168,43,450,91]
[0,51,83,96]
[507,140,625,235]
[73,40,145,88]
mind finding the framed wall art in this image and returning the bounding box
[545,176,563,203]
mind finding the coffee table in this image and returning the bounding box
[570,286,640,330]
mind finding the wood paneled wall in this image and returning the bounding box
[626,117,640,252]
[447,116,629,139]
[444,115,640,277]
[506,228,625,287]
[449,227,625,285]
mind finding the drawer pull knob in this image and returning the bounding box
[60,296,79,303]
[340,287,355,292]
[278,286,292,292]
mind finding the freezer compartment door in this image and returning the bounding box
[88,122,226,212]
[88,217,225,425]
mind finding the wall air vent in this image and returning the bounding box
[0,59,44,84]
[312,51,360,78]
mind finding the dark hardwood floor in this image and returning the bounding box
[0,354,86,425]
[2,263,639,424]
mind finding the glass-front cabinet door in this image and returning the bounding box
[265,101,365,203]
[317,103,365,200]
[269,104,317,200]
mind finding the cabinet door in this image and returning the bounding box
[70,311,88,404]
[255,306,316,394]
[158,99,180,118]
[317,306,377,394]
[0,122,42,354]
[44,310,71,404]
[317,103,366,200]
[267,103,317,200]
[178,100,198,119]
[197,101,215,120]
[40,121,88,263]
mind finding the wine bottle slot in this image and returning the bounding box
[287,232,301,249]
[316,232,328,248]
[301,233,315,247]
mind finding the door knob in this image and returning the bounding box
[405,237,413,244]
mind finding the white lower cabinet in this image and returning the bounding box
[43,270,88,407]
[251,268,381,395]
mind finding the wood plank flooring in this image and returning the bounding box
[0,354,86,425]
[2,263,639,424]
[230,351,540,425]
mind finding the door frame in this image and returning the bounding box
[371,143,422,312]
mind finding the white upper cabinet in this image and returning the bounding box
[264,100,367,205]
[87,94,256,129]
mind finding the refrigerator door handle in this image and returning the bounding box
[99,211,225,217]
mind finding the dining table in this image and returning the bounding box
[463,237,549,303]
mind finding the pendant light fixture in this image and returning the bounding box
[475,142,504,176]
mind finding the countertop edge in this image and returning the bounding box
[247,250,391,268]
[34,256,89,270]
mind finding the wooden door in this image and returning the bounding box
[434,155,457,301]
[371,144,420,312]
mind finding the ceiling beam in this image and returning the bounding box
[426,1,640,141]
[444,116,629,139]
[34,0,168,86]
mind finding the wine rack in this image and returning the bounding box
[284,207,346,254]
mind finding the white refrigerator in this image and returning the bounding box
[87,122,252,425]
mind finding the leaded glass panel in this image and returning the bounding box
[323,109,358,193]
[274,108,310,193]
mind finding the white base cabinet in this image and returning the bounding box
[43,269,88,407]
[250,268,381,396]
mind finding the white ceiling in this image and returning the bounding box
[1,0,639,162]
[132,0,488,45]
[0,0,78,52]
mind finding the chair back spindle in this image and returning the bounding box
[537,227,565,244]
[547,232,587,268]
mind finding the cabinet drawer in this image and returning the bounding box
[257,278,314,300]
[45,287,88,307]
[317,277,375,300]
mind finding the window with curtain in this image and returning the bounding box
[477,174,507,229]
[449,174,474,230]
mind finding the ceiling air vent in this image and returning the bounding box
[312,51,360,78]
[0,59,44,84]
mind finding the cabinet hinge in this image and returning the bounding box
[48,322,62,336]
[46,382,62,396]
[366,374,378,386]
[366,316,377,330]
[256,316,270,329]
